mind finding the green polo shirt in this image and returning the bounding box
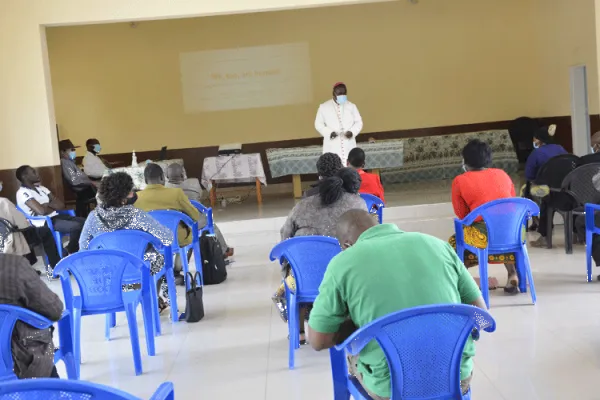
[309,224,482,398]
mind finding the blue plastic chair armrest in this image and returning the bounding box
[149,382,175,400]
[11,308,53,330]
[58,210,76,217]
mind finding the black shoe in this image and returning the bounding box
[174,274,185,286]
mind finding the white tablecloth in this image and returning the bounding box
[105,159,185,190]
[201,154,267,190]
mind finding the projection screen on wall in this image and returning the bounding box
[179,42,313,113]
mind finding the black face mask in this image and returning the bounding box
[125,192,138,205]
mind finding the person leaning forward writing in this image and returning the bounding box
[308,210,486,400]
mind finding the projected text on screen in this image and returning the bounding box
[179,42,313,113]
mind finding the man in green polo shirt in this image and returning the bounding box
[308,210,486,400]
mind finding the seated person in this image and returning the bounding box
[524,126,569,248]
[82,138,110,180]
[448,139,519,293]
[0,253,64,378]
[59,139,97,217]
[575,171,600,269]
[578,131,600,166]
[308,210,486,400]
[273,168,365,342]
[16,165,85,256]
[523,124,567,192]
[0,186,61,280]
[347,147,385,202]
[303,152,343,197]
[79,172,174,312]
[165,163,203,202]
[165,163,233,258]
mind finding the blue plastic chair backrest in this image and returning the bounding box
[0,378,146,399]
[341,304,496,399]
[459,198,539,248]
[88,230,165,258]
[53,250,148,313]
[0,305,52,382]
[360,193,384,212]
[148,210,197,249]
[269,236,341,297]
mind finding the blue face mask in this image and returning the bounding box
[592,146,596,154]
[533,142,540,149]
[336,95,347,105]
[69,151,77,160]
[93,144,101,153]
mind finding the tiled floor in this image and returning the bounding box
[45,193,600,400]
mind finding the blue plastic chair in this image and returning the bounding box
[585,203,600,282]
[0,378,175,400]
[0,305,78,382]
[89,230,178,332]
[329,304,496,400]
[360,193,385,224]
[269,236,341,369]
[17,207,75,258]
[148,210,202,288]
[453,198,539,309]
[190,200,215,235]
[53,250,157,376]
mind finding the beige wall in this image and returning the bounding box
[1,0,599,169]
[47,0,542,154]
[533,0,598,117]
[0,0,385,170]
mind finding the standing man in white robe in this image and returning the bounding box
[314,82,363,163]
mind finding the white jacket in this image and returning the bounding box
[314,99,363,163]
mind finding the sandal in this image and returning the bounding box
[158,297,169,315]
[287,332,307,345]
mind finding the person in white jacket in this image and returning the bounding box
[314,82,363,163]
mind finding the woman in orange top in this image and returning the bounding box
[347,147,385,202]
[448,139,519,293]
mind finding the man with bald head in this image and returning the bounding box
[308,210,486,400]
[165,163,203,202]
[165,163,233,259]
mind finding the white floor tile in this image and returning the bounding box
[34,188,600,399]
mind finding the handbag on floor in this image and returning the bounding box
[183,271,204,323]
[200,232,227,285]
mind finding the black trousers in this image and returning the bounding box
[537,197,550,237]
[51,215,85,254]
[74,186,96,218]
[36,226,61,267]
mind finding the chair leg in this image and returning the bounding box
[149,275,162,337]
[564,211,574,255]
[58,313,79,380]
[73,308,82,369]
[478,249,490,309]
[141,289,157,356]
[521,245,537,304]
[192,243,203,285]
[125,302,143,376]
[180,249,190,290]
[164,268,178,323]
[55,233,63,258]
[546,207,554,249]
[587,228,594,282]
[329,348,351,400]
[105,313,116,341]
[287,293,297,370]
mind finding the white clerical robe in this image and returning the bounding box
[314,99,363,163]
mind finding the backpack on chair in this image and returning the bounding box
[200,232,227,285]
